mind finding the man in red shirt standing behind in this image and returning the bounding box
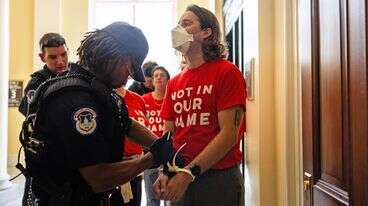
[116,86,148,206]
[142,65,170,206]
[154,4,246,206]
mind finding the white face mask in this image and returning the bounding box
[171,25,194,55]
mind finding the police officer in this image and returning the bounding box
[20,22,176,206]
[19,33,73,116]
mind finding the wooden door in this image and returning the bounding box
[299,0,368,205]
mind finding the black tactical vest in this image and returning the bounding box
[19,70,131,205]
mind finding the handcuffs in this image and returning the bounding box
[163,142,196,182]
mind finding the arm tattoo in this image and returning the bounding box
[234,108,242,127]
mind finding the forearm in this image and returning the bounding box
[80,152,155,193]
[186,107,244,173]
[127,120,157,146]
[187,128,238,172]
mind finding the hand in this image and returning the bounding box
[163,153,185,177]
[153,172,169,199]
[149,132,175,166]
[161,172,192,201]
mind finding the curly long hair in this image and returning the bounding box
[77,30,128,81]
[186,4,227,61]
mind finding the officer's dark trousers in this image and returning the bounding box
[124,176,142,206]
[22,177,35,206]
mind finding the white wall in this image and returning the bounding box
[0,0,11,190]
[33,0,89,69]
[243,0,260,204]
[243,0,302,205]
[33,0,62,71]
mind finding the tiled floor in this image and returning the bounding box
[0,166,24,206]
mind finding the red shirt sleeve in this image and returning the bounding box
[160,80,174,120]
[216,66,247,111]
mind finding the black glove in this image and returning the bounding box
[150,132,186,167]
[149,132,187,177]
[149,132,175,166]
[163,152,186,177]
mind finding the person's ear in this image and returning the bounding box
[39,53,46,63]
[202,28,212,39]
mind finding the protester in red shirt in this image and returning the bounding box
[153,5,246,206]
[142,66,170,206]
[116,87,148,206]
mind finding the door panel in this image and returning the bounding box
[299,0,314,178]
[300,0,368,205]
[314,181,348,205]
[314,187,346,206]
[347,0,368,205]
[318,0,344,190]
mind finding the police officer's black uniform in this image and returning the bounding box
[128,81,153,96]
[20,65,131,206]
[18,63,76,116]
[18,66,57,116]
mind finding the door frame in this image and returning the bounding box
[275,0,303,205]
[236,0,303,205]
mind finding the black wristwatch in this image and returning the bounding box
[189,165,201,177]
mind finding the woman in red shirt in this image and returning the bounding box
[142,66,170,206]
[116,87,148,206]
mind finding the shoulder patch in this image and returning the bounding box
[26,90,36,104]
[73,107,97,135]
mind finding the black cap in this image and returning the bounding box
[102,22,148,82]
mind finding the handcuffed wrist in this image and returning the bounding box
[177,168,195,182]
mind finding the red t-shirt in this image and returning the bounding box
[116,88,147,156]
[142,93,164,137]
[160,59,246,169]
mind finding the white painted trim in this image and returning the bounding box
[273,0,302,205]
[286,0,303,204]
[0,0,11,191]
[279,0,303,205]
[294,0,304,203]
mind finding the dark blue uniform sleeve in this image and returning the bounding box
[19,77,44,116]
[44,90,110,170]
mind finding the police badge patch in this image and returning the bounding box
[73,108,97,135]
[26,90,36,104]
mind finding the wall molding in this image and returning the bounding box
[283,0,303,205]
[274,0,302,205]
